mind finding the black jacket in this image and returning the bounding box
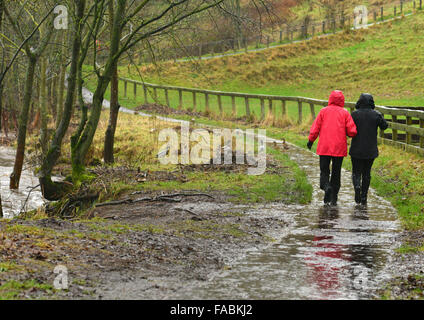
[349,93,388,159]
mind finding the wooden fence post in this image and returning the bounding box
[260,98,265,120]
[143,85,148,104]
[298,100,303,124]
[153,87,158,102]
[133,82,137,99]
[124,80,127,98]
[392,115,398,142]
[217,95,223,115]
[420,118,424,148]
[379,118,385,138]
[279,30,283,43]
[192,92,197,111]
[394,6,397,16]
[309,103,316,120]
[165,88,170,107]
[406,116,412,144]
[374,11,377,22]
[205,93,210,113]
[282,100,287,117]
[268,99,273,117]
[232,96,236,116]
[381,7,384,21]
[322,21,325,33]
[178,89,183,109]
[245,97,251,118]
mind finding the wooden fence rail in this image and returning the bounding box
[132,0,422,65]
[119,77,424,155]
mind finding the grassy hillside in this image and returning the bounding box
[120,11,424,108]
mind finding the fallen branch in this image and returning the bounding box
[95,192,214,208]
[95,198,134,207]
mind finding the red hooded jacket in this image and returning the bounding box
[308,90,357,157]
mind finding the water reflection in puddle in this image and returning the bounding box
[180,144,400,300]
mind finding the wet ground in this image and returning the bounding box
[0,146,46,218]
[168,144,401,300]
[0,89,421,299]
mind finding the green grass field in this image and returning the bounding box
[107,10,424,106]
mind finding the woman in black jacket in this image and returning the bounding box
[349,93,388,205]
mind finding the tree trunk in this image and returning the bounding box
[56,38,66,129]
[104,0,120,164]
[72,0,126,179]
[0,84,3,133]
[39,57,48,155]
[39,0,85,200]
[10,56,36,190]
[0,193,3,218]
[103,64,119,164]
[51,71,58,121]
[0,0,4,133]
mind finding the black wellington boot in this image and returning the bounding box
[324,186,332,204]
[320,173,332,205]
[352,173,362,204]
[330,190,338,206]
[361,175,371,206]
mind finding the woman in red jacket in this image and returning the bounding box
[307,90,357,206]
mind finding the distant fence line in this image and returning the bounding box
[118,77,424,156]
[132,0,422,63]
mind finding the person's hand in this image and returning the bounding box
[307,140,313,150]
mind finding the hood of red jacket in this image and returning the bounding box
[328,90,345,108]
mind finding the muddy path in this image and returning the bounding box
[77,88,409,300]
[171,145,401,299]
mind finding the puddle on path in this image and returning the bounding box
[175,145,400,300]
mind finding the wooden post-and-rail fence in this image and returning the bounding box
[137,0,422,65]
[119,77,424,156]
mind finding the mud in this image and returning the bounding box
[0,193,289,299]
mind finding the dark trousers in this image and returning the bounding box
[351,157,374,178]
[351,157,374,196]
[319,156,344,195]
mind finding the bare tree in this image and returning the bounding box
[69,0,225,182]
[5,2,55,189]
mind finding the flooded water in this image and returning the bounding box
[178,144,400,300]
[0,146,46,218]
